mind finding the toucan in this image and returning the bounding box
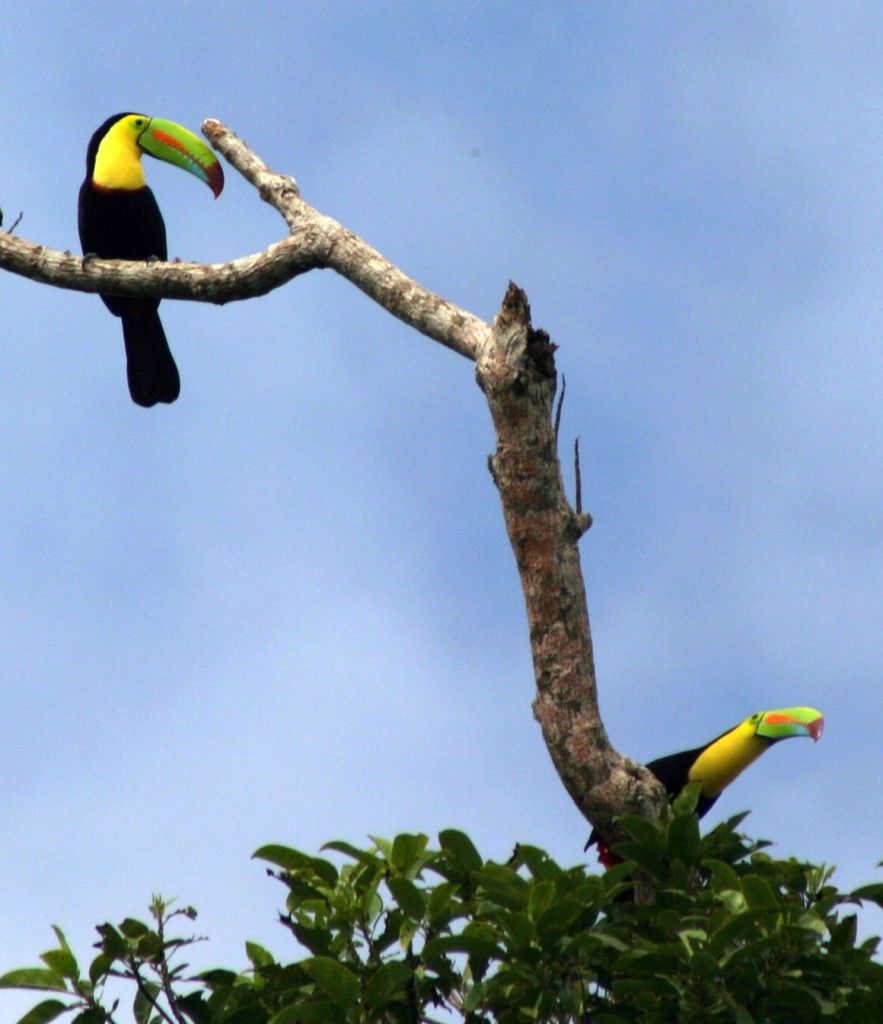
[78,113,224,407]
[587,706,824,867]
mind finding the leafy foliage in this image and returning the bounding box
[2,799,882,1023]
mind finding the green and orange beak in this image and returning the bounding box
[754,706,824,743]
[137,117,224,198]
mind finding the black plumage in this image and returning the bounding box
[78,114,180,407]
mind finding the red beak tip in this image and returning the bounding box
[206,164,224,199]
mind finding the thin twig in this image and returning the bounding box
[153,902,194,1024]
[554,374,566,442]
[3,211,23,235]
[130,964,178,1024]
[574,436,582,516]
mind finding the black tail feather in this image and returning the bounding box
[121,306,180,407]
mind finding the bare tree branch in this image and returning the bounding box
[476,284,665,838]
[0,230,313,302]
[0,120,484,361]
[0,119,666,845]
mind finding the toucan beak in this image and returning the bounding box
[137,117,224,198]
[756,707,824,742]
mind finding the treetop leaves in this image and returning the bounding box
[3,822,882,1024]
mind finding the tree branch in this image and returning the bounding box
[1,120,665,844]
[476,284,665,838]
[0,120,485,361]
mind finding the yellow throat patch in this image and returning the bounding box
[92,116,148,190]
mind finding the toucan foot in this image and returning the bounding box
[82,252,98,267]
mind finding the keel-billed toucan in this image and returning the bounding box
[587,706,824,866]
[78,113,223,407]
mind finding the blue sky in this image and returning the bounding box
[2,0,882,1010]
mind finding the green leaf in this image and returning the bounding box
[88,953,114,986]
[423,933,504,963]
[253,846,338,887]
[715,887,746,915]
[620,815,663,847]
[286,919,333,957]
[426,880,459,924]
[689,950,720,979]
[94,924,126,959]
[610,843,663,875]
[134,931,163,960]
[253,844,304,870]
[399,914,419,951]
[702,858,740,892]
[300,957,359,1010]
[668,812,701,867]
[39,951,78,982]
[175,992,214,1023]
[197,968,239,987]
[320,841,382,871]
[471,866,528,909]
[386,876,426,921]
[741,874,779,910]
[851,883,883,908]
[133,980,160,1024]
[390,833,429,873]
[0,969,68,992]
[463,980,486,1013]
[118,918,149,939]
[828,914,858,952]
[245,941,275,968]
[270,1000,344,1024]
[707,907,762,953]
[568,930,630,954]
[616,816,666,872]
[364,961,412,1009]
[50,929,74,958]
[536,898,582,944]
[671,780,702,817]
[731,1006,756,1024]
[601,859,636,889]
[676,928,708,957]
[514,844,561,881]
[439,829,482,872]
[527,880,555,921]
[13,1000,70,1024]
[498,911,533,950]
